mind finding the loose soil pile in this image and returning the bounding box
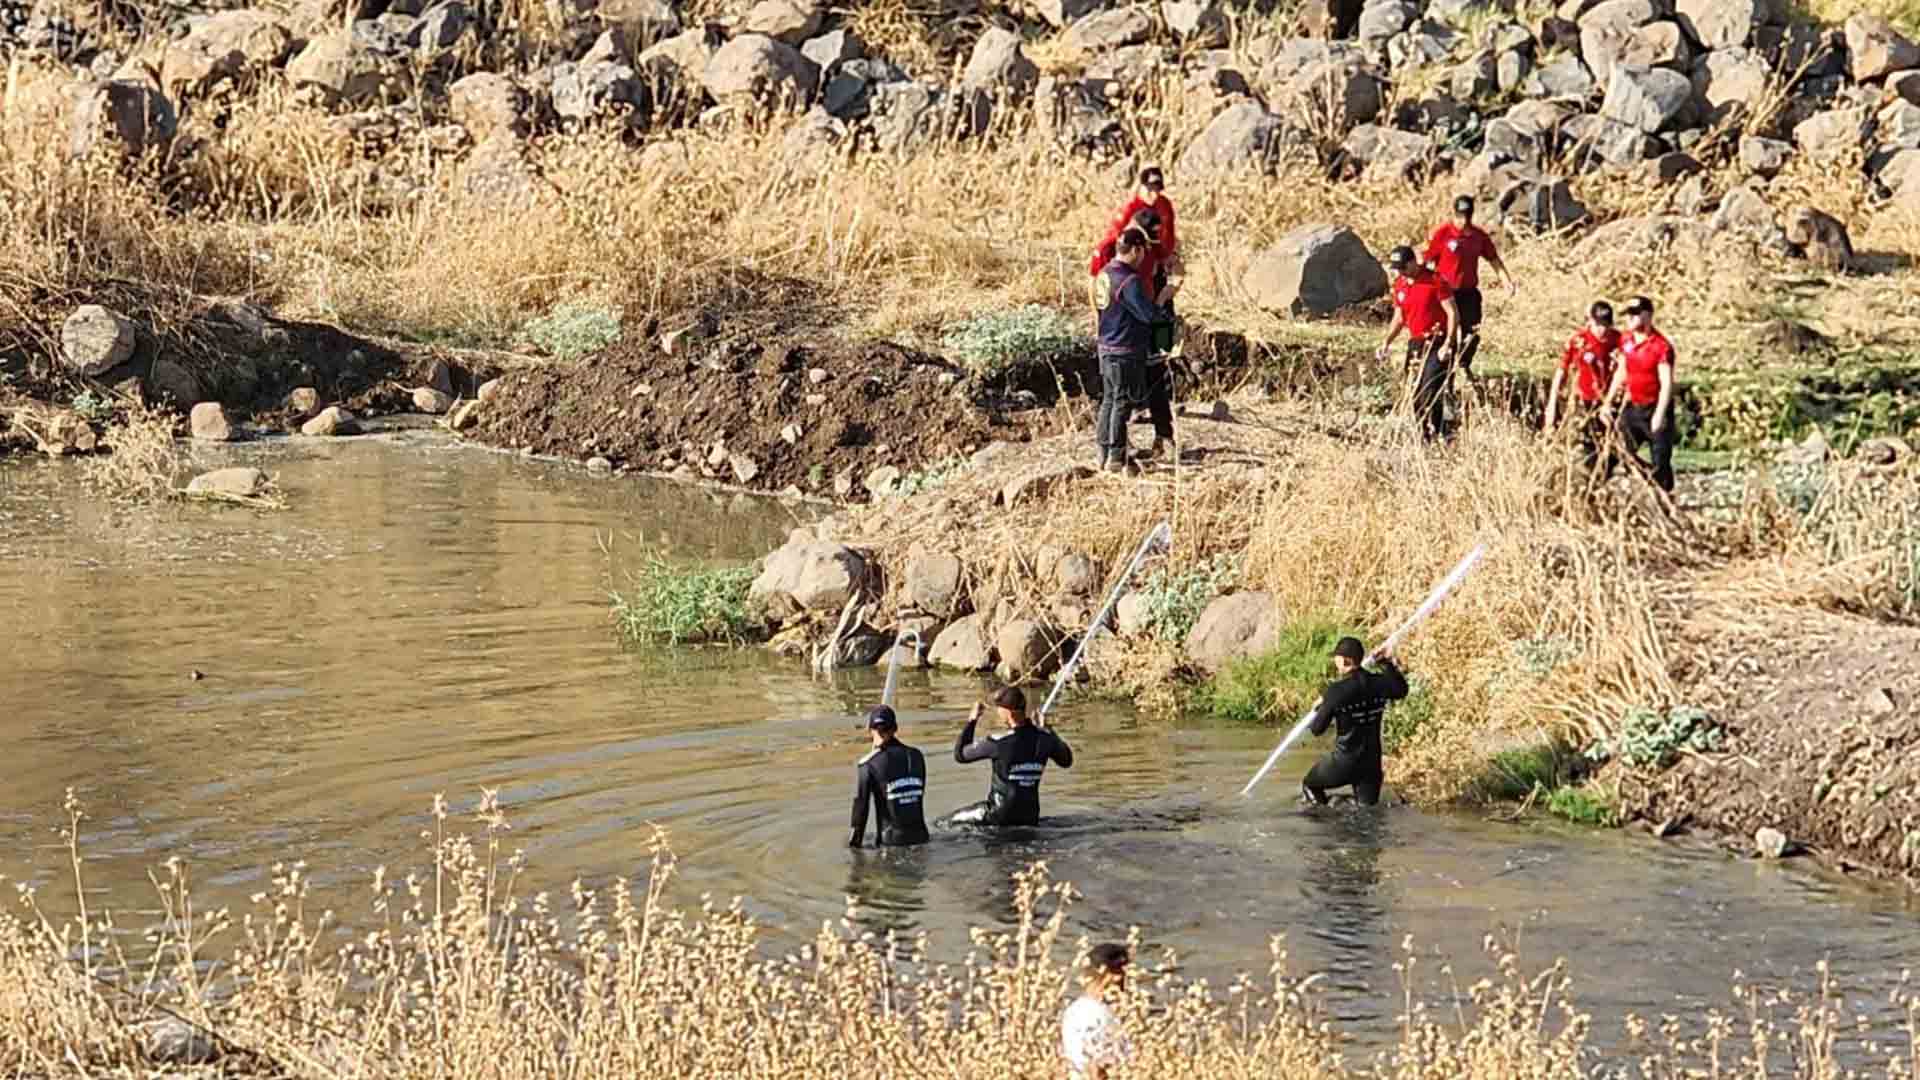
[1623,611,1920,887]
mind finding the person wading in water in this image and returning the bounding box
[1300,636,1409,807]
[850,706,930,848]
[949,687,1074,827]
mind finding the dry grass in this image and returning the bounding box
[3,791,1917,1078]
[81,403,184,501]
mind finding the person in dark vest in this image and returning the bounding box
[850,706,930,847]
[1300,637,1409,807]
[949,687,1074,827]
[1092,229,1182,471]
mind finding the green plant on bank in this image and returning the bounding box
[1474,745,1568,802]
[806,463,825,489]
[939,305,1083,375]
[1546,783,1621,828]
[610,553,757,646]
[523,301,623,361]
[1133,554,1238,643]
[897,457,961,497]
[1191,613,1360,725]
[1382,673,1435,756]
[69,389,113,421]
[1588,705,1722,770]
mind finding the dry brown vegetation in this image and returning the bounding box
[4,792,1917,1078]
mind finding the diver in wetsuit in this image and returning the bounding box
[1300,636,1409,807]
[850,706,930,847]
[950,686,1074,827]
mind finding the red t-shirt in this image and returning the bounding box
[1392,271,1453,339]
[1424,223,1497,290]
[1619,330,1675,406]
[1089,194,1177,278]
[1560,326,1620,404]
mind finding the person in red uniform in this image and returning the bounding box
[1544,300,1621,471]
[1376,245,1461,443]
[1601,295,1678,493]
[1422,195,1514,379]
[1090,166,1177,282]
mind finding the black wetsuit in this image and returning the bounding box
[1302,659,1409,806]
[850,739,930,847]
[950,719,1074,827]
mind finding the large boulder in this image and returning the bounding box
[286,29,404,105]
[407,0,478,55]
[960,27,1039,104]
[185,467,268,498]
[1184,592,1282,674]
[702,34,816,112]
[1521,54,1594,99]
[551,60,649,126]
[1599,64,1696,133]
[995,619,1062,683]
[300,406,360,436]
[740,0,822,45]
[189,402,234,442]
[60,305,136,376]
[749,540,868,620]
[449,72,528,139]
[1063,7,1153,56]
[68,80,177,161]
[1034,76,1124,154]
[1177,101,1297,177]
[906,552,965,617]
[1879,148,1920,197]
[929,612,994,671]
[1566,114,1663,168]
[1738,134,1793,177]
[1691,47,1770,127]
[822,57,909,119]
[1675,0,1781,50]
[1274,58,1384,130]
[1341,122,1433,178]
[864,81,953,153]
[1456,153,1589,231]
[1793,105,1871,164]
[1618,20,1693,71]
[160,10,293,97]
[1846,15,1920,84]
[1358,0,1416,51]
[1245,224,1387,317]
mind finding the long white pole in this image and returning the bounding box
[880,628,922,708]
[1239,543,1487,797]
[1036,520,1173,725]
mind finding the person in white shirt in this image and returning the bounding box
[1061,942,1132,1079]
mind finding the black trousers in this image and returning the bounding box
[1097,351,1147,456]
[1303,752,1383,806]
[1453,287,1483,374]
[1620,402,1676,492]
[1142,358,1174,441]
[1407,337,1451,442]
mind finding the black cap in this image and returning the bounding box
[1139,166,1164,189]
[866,705,897,730]
[1386,245,1416,270]
[1332,636,1365,661]
[1590,300,1614,324]
[1624,295,1654,316]
[1453,194,1475,216]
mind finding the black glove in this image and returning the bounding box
[848,831,862,848]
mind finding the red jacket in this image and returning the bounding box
[1392,271,1453,339]
[1424,222,1496,290]
[1089,194,1177,281]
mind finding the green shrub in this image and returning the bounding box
[524,302,623,361]
[1381,674,1434,756]
[1474,745,1564,802]
[1133,554,1238,644]
[939,306,1083,375]
[611,554,758,646]
[69,389,113,421]
[897,457,961,497]
[1191,613,1360,725]
[1587,705,1721,770]
[1546,784,1619,827]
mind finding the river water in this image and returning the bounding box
[2,431,1916,1053]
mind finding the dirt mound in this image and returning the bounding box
[1622,611,1920,886]
[472,332,1042,497]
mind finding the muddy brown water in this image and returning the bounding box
[2,429,1917,1055]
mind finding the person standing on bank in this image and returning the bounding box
[1544,300,1622,472]
[1600,295,1679,493]
[1300,637,1409,807]
[1093,228,1182,472]
[1090,208,1179,460]
[1423,194,1515,379]
[949,686,1074,827]
[1376,246,1461,443]
[849,706,930,848]
[1061,943,1133,1080]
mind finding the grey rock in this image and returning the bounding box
[408,0,475,53]
[1389,20,1458,69]
[750,540,868,619]
[1877,100,1920,150]
[864,81,950,154]
[1522,53,1596,99]
[1691,46,1770,127]
[1846,14,1920,83]
[286,29,404,105]
[413,386,454,414]
[1755,22,1844,80]
[1567,113,1663,167]
[189,402,234,441]
[1301,0,1366,39]
[1598,63,1695,133]
[1054,553,1100,596]
[1185,591,1282,674]
[186,467,269,498]
[801,28,863,72]
[1034,76,1124,154]
[60,305,136,376]
[995,619,1061,683]
[1245,224,1388,317]
[1115,590,1152,636]
[301,406,360,436]
[1497,48,1533,93]
[961,27,1038,102]
[1674,0,1781,50]
[1754,826,1790,859]
[1342,123,1434,177]
[821,57,909,119]
[1178,101,1298,177]
[160,9,293,97]
[1793,105,1870,164]
[1453,49,1499,99]
[907,553,965,616]
[1456,152,1589,231]
[740,0,822,46]
[1031,0,1105,29]
[702,34,817,112]
[450,72,528,139]
[1889,70,1920,107]
[1619,19,1692,71]
[1739,134,1792,176]
[143,1019,217,1066]
[929,611,994,670]
[1163,0,1227,46]
[1429,0,1493,19]
[552,60,648,125]
[1063,6,1153,56]
[145,358,203,407]
[1709,181,1777,238]
[1358,0,1417,50]
[1274,57,1384,130]
[68,80,177,162]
